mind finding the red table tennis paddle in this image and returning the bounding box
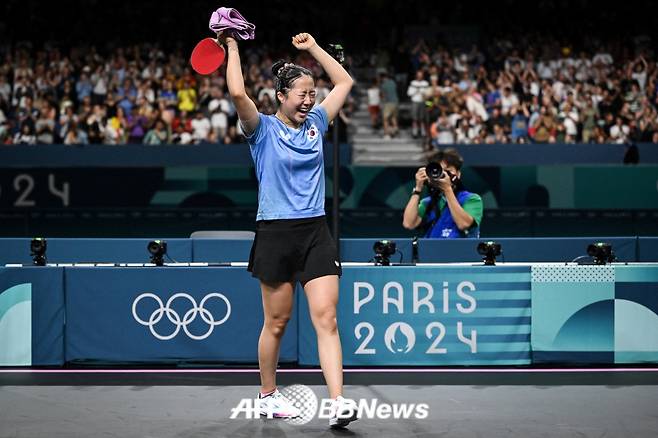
[190,38,226,75]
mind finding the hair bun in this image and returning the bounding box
[271,60,287,77]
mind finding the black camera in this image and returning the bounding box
[425,162,455,195]
[373,240,396,266]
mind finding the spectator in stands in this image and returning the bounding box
[172,122,193,144]
[610,116,630,143]
[13,123,37,144]
[500,86,519,115]
[35,101,56,144]
[366,78,381,130]
[191,110,211,143]
[63,120,88,144]
[510,104,529,143]
[407,70,429,138]
[127,106,148,143]
[2,31,658,147]
[258,93,276,115]
[581,98,598,142]
[91,65,108,104]
[177,79,197,113]
[85,105,106,144]
[158,79,178,108]
[209,100,229,141]
[116,78,136,114]
[379,71,399,139]
[75,69,93,103]
[143,119,170,144]
[257,78,276,104]
[431,115,455,146]
[532,107,556,143]
[314,78,331,105]
[106,106,127,144]
[403,148,482,238]
[0,75,11,104]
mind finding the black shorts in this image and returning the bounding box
[248,215,342,284]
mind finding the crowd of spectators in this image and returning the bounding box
[373,36,658,146]
[2,34,658,147]
[0,42,342,146]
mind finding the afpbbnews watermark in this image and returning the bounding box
[229,384,429,425]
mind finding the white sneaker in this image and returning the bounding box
[329,396,359,428]
[258,389,301,418]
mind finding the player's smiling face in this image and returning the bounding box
[278,75,316,126]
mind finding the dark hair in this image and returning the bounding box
[271,60,313,104]
[434,147,464,171]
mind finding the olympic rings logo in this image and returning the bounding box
[132,292,231,341]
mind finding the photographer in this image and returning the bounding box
[402,148,483,238]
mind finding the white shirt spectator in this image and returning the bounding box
[574,57,592,81]
[211,111,228,137]
[500,91,519,114]
[314,84,330,105]
[104,121,121,144]
[191,116,211,143]
[258,87,276,104]
[407,79,429,103]
[448,113,462,128]
[367,86,380,106]
[141,65,163,80]
[592,52,613,66]
[14,131,36,144]
[528,81,540,96]
[178,131,193,145]
[560,110,579,136]
[455,126,470,143]
[552,80,566,102]
[208,96,233,116]
[138,87,155,104]
[0,79,11,102]
[558,57,575,71]
[610,123,629,143]
[453,54,469,73]
[92,75,108,96]
[632,70,647,91]
[537,61,553,79]
[466,94,489,121]
[436,127,455,144]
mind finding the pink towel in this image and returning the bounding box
[209,7,256,40]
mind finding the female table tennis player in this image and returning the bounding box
[221,32,358,428]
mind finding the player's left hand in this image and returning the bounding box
[292,33,317,51]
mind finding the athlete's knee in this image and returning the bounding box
[264,314,291,338]
[312,308,337,334]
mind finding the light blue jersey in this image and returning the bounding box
[244,106,329,221]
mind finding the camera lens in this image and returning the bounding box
[426,162,441,180]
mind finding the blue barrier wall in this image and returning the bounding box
[0,237,650,265]
[298,266,532,366]
[0,238,193,265]
[2,264,658,366]
[532,265,658,364]
[0,267,64,366]
[339,237,639,264]
[63,267,296,364]
[0,143,352,168]
[2,143,656,167]
[638,237,658,262]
